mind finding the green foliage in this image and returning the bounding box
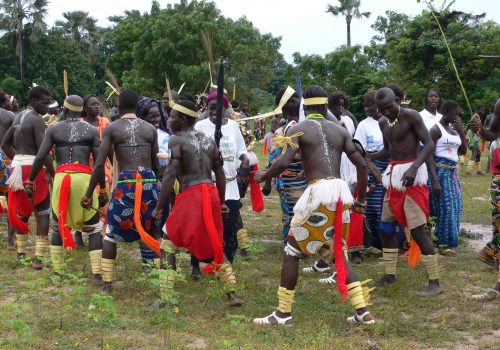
[107,0,282,114]
[24,30,97,103]
[293,45,375,116]
[369,9,499,115]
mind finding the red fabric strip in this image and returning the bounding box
[58,173,76,250]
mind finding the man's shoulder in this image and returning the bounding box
[403,108,422,120]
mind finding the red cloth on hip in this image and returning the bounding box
[386,159,429,228]
[8,166,49,234]
[166,183,224,268]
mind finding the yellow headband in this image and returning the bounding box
[172,103,198,118]
[239,86,295,121]
[303,97,328,106]
[64,101,83,112]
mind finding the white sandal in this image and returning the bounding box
[347,311,375,325]
[470,289,499,301]
[302,261,330,273]
[253,311,293,326]
[319,272,337,284]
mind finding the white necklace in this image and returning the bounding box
[387,106,401,128]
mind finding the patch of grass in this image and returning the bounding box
[0,146,498,349]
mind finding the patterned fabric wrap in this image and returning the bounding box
[107,170,160,243]
[429,156,462,248]
[0,151,11,194]
[485,233,500,260]
[273,161,307,240]
[490,175,500,237]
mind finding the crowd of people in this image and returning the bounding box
[0,80,498,327]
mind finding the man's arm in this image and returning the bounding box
[213,145,227,210]
[90,129,106,190]
[255,124,301,182]
[84,126,113,201]
[344,130,367,206]
[28,126,55,182]
[411,111,434,169]
[150,126,160,178]
[403,111,435,186]
[31,116,55,178]
[154,137,180,215]
[478,114,500,142]
[1,125,16,159]
[369,120,389,161]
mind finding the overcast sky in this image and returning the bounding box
[45,0,498,62]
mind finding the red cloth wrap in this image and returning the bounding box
[166,183,224,272]
[8,166,49,234]
[56,164,92,250]
[387,159,429,268]
[333,200,348,301]
[133,173,161,257]
[249,164,264,212]
[387,159,429,228]
[347,186,364,250]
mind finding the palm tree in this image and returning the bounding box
[0,0,48,87]
[55,11,99,63]
[326,0,370,47]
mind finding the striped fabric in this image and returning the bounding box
[274,161,308,240]
[365,159,388,250]
[429,156,462,248]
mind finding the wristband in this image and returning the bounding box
[354,199,367,208]
[99,188,108,194]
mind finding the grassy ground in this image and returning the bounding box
[0,148,498,349]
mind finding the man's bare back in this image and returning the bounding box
[287,118,351,180]
[168,129,219,185]
[46,120,100,166]
[8,109,46,156]
[107,118,158,172]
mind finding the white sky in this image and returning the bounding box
[45,0,498,62]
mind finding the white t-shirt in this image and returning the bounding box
[195,118,247,201]
[340,115,355,136]
[420,109,443,131]
[354,116,384,152]
[157,129,170,167]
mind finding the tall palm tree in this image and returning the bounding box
[55,11,99,63]
[0,0,48,87]
[326,0,370,47]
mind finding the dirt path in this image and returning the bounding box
[461,222,491,251]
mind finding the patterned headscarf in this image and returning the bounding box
[137,96,167,132]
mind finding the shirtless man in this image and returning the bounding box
[0,91,16,250]
[253,85,374,326]
[370,87,442,296]
[152,99,242,307]
[2,86,54,268]
[26,95,105,280]
[81,89,160,293]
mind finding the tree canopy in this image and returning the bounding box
[0,0,497,117]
